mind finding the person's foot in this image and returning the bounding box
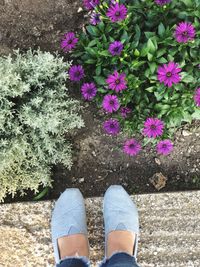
[51,189,89,263]
[103,185,139,258]
[58,234,89,259]
[107,231,135,258]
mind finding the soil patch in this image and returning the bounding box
[0,0,86,55]
[50,93,200,199]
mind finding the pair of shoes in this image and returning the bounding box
[51,185,139,264]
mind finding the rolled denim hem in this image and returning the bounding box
[57,255,90,267]
[98,252,139,267]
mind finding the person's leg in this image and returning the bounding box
[100,252,140,267]
[100,185,140,267]
[51,188,90,267]
[58,257,89,267]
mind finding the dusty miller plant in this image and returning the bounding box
[0,49,84,202]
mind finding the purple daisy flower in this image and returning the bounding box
[194,88,200,107]
[83,0,100,10]
[81,82,97,100]
[155,0,171,5]
[120,107,132,118]
[109,41,123,56]
[123,138,141,156]
[102,95,120,113]
[106,3,127,22]
[175,22,196,43]
[60,32,78,53]
[157,140,173,155]
[103,118,120,135]
[157,62,182,88]
[90,12,101,25]
[143,118,164,138]
[106,71,127,92]
[69,65,84,82]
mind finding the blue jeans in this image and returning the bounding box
[57,252,140,267]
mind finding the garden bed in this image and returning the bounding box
[1,0,200,203]
[4,93,200,203]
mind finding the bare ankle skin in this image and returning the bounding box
[107,230,135,258]
[58,234,89,259]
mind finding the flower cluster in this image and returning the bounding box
[61,0,200,157]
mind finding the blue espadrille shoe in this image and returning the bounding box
[103,185,140,259]
[51,188,88,264]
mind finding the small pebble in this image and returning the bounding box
[79,178,85,183]
[77,7,83,12]
[155,158,161,165]
[182,130,192,137]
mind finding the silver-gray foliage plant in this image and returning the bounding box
[0,49,84,202]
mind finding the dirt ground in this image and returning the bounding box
[0,0,85,55]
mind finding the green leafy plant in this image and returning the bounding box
[70,0,200,153]
[0,49,84,202]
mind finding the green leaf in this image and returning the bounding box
[145,32,155,39]
[158,23,165,37]
[181,72,194,83]
[157,48,166,58]
[94,76,106,85]
[88,40,97,47]
[96,66,101,76]
[86,25,99,36]
[121,30,129,42]
[181,0,193,7]
[141,46,148,57]
[98,21,105,32]
[85,47,97,57]
[145,86,155,92]
[155,103,170,111]
[192,109,200,119]
[98,50,110,57]
[182,112,192,123]
[33,187,49,201]
[147,53,153,61]
[147,39,156,54]
[85,58,96,64]
[149,62,157,74]
[98,87,107,93]
[134,49,140,57]
[134,24,141,46]
[157,57,168,64]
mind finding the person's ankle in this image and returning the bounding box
[107,231,135,258]
[58,234,89,259]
